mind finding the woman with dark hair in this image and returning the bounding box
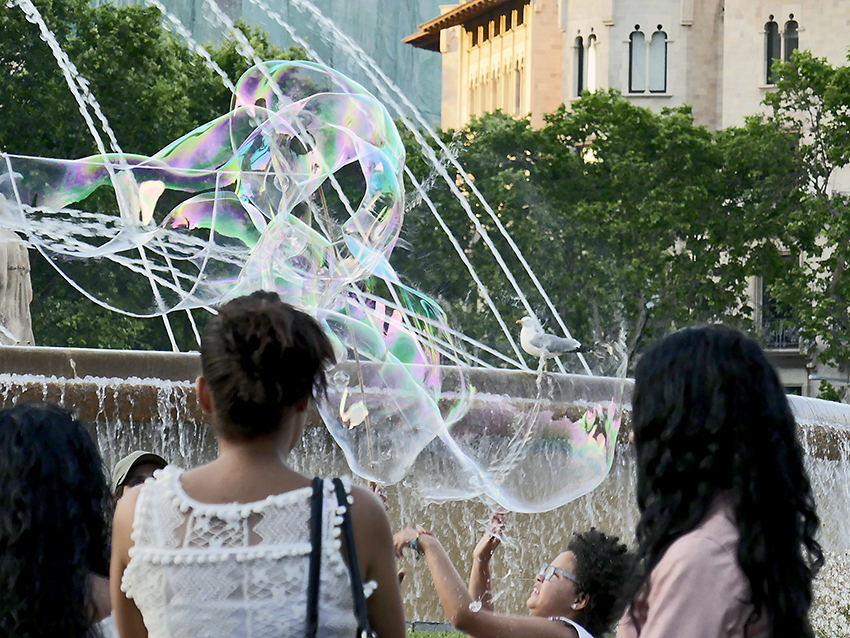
[394,523,630,638]
[618,325,823,638]
[111,291,405,638]
[0,402,113,638]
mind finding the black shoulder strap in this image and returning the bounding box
[332,478,372,636]
[305,477,324,638]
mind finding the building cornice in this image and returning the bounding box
[403,0,516,51]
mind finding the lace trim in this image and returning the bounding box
[128,544,313,564]
[161,465,315,521]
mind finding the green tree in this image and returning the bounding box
[0,0,302,349]
[748,50,850,372]
[397,93,762,373]
[393,112,585,368]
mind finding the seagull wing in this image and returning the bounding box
[532,333,581,354]
[528,332,553,350]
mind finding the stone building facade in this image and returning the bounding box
[404,0,564,129]
[408,0,850,132]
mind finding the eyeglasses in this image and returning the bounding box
[537,563,582,587]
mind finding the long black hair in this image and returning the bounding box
[0,403,112,638]
[626,325,822,638]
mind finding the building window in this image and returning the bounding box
[765,17,781,83]
[575,36,585,96]
[587,34,597,92]
[629,27,646,93]
[761,257,798,350]
[648,27,667,92]
[514,61,523,115]
[784,18,798,61]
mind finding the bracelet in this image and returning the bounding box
[408,527,434,561]
[410,534,425,560]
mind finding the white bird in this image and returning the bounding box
[517,316,582,360]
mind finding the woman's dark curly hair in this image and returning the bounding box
[625,325,823,638]
[0,403,112,638]
[201,291,336,439]
[567,528,632,637]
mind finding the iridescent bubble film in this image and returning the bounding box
[0,60,625,511]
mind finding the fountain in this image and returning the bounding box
[0,4,848,634]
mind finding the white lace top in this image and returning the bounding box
[122,467,373,638]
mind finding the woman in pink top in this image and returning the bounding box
[618,325,823,638]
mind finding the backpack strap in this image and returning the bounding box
[332,478,373,637]
[305,477,324,638]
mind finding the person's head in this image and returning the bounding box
[199,291,336,442]
[527,530,630,636]
[0,403,111,638]
[629,324,823,637]
[112,450,167,498]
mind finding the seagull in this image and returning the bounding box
[517,316,582,360]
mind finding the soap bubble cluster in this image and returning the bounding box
[0,61,624,511]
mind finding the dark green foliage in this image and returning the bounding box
[754,50,850,372]
[0,0,302,349]
[397,96,761,373]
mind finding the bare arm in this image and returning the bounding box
[468,512,505,612]
[469,533,500,611]
[110,486,148,638]
[394,528,575,638]
[349,485,406,638]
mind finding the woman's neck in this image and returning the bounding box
[180,418,313,503]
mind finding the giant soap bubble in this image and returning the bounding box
[0,60,624,511]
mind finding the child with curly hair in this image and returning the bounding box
[395,518,630,638]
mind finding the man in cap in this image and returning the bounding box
[112,450,167,499]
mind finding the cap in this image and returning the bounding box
[111,450,167,494]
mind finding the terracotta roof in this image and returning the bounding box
[403,0,515,51]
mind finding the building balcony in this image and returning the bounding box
[763,318,800,350]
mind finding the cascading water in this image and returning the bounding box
[0,1,848,633]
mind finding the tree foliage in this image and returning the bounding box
[398,51,850,376]
[0,0,303,349]
[754,50,850,372]
[396,93,770,373]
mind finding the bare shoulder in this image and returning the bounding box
[348,484,389,515]
[114,484,143,526]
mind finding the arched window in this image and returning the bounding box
[587,35,597,92]
[649,28,667,93]
[629,27,646,93]
[765,18,780,84]
[575,36,585,96]
[784,19,799,62]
